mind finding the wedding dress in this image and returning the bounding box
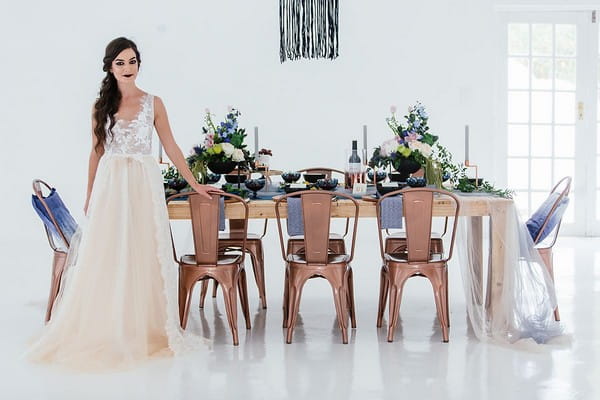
[27,93,205,370]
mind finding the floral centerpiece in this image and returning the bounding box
[369,102,443,185]
[187,107,253,181]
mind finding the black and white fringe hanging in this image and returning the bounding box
[279,0,339,62]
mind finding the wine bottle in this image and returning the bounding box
[346,140,362,188]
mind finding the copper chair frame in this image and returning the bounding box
[167,192,251,346]
[290,167,349,254]
[533,176,572,321]
[201,217,269,309]
[32,179,71,323]
[275,190,359,344]
[376,188,461,342]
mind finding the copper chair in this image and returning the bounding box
[200,218,268,309]
[289,167,348,255]
[531,176,572,321]
[167,192,251,346]
[275,191,359,344]
[376,188,460,342]
[32,179,74,323]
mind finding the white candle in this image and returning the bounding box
[158,141,163,162]
[254,126,259,157]
[362,125,367,150]
[464,125,470,163]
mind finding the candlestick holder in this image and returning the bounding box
[465,160,479,187]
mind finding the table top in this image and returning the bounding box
[167,194,512,220]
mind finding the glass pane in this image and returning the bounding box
[555,58,576,90]
[598,157,600,187]
[554,158,575,188]
[508,91,529,123]
[508,158,529,189]
[554,125,575,157]
[556,24,576,57]
[555,92,576,124]
[508,125,529,156]
[508,57,530,89]
[532,24,553,56]
[508,24,530,55]
[531,58,553,90]
[531,158,552,190]
[531,125,552,156]
[514,191,530,217]
[531,91,553,123]
[597,190,600,219]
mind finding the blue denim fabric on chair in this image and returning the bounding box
[526,176,572,321]
[32,179,78,322]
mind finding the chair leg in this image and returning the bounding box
[220,279,240,346]
[387,283,403,342]
[331,284,349,344]
[347,268,357,329]
[249,244,267,309]
[45,251,66,322]
[282,267,290,328]
[425,268,449,342]
[199,279,209,309]
[445,268,450,327]
[238,268,252,330]
[377,266,389,328]
[212,279,219,298]
[286,269,310,344]
[179,272,197,330]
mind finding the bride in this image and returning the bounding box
[27,37,216,370]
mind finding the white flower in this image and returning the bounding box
[221,142,235,157]
[380,139,398,157]
[205,108,210,114]
[408,141,432,157]
[227,105,233,112]
[232,148,245,162]
[390,105,397,114]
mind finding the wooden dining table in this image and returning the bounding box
[168,194,513,331]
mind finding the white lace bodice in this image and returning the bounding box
[105,93,154,155]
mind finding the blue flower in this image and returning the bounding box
[413,119,421,128]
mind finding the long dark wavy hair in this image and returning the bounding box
[92,37,141,153]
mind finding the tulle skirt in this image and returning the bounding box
[27,153,204,371]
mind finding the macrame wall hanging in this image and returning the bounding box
[279,0,339,62]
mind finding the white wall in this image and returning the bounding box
[1,0,501,248]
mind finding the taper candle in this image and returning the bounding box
[363,125,367,150]
[254,126,259,157]
[465,125,470,163]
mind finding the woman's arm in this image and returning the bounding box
[154,96,218,199]
[84,112,104,214]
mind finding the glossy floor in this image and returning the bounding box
[2,233,599,400]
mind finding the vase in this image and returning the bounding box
[207,160,236,174]
[392,157,421,181]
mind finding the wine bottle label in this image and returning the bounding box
[347,163,361,173]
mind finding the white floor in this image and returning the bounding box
[2,229,599,400]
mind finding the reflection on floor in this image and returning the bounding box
[2,235,598,400]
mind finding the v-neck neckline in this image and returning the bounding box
[115,93,148,124]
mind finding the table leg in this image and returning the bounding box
[486,202,508,327]
[467,216,484,305]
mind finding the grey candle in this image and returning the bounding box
[465,125,470,163]
[363,125,367,150]
[254,126,259,157]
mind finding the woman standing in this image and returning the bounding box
[28,37,214,370]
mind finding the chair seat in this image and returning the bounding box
[386,232,443,240]
[384,252,444,263]
[219,232,262,241]
[287,253,350,264]
[288,233,344,241]
[180,254,242,266]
